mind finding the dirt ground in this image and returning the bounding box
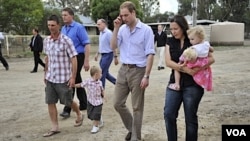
[0,46,250,141]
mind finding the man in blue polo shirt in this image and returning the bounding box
[60,7,90,118]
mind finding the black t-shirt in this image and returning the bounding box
[166,36,199,88]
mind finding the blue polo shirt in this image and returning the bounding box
[61,21,90,53]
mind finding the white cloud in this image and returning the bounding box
[159,0,178,14]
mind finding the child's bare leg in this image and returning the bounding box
[93,120,99,127]
[168,70,180,90]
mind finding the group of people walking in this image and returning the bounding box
[0,1,215,141]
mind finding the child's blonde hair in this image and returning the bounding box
[90,66,100,76]
[187,25,206,41]
[183,47,198,61]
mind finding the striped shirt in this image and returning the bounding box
[44,33,78,83]
[80,78,103,106]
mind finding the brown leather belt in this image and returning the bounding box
[122,64,137,68]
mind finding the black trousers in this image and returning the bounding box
[32,51,45,71]
[0,44,9,68]
[63,53,87,113]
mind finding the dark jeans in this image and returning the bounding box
[63,53,87,113]
[0,44,9,68]
[32,51,45,71]
[164,85,204,141]
[99,52,116,88]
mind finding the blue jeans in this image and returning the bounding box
[100,53,116,88]
[164,85,204,141]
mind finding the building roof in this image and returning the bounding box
[78,15,96,27]
[185,15,218,25]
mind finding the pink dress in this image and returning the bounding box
[186,57,212,91]
[179,41,212,91]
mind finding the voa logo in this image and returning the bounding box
[226,129,246,136]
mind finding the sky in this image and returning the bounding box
[159,0,178,14]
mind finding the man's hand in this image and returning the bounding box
[95,55,98,61]
[140,77,149,89]
[94,54,98,61]
[114,57,119,65]
[83,60,90,71]
[113,16,123,28]
[67,77,75,88]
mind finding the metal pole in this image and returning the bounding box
[6,35,9,57]
[192,0,198,26]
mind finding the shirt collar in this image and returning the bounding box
[66,20,76,28]
[50,33,61,40]
[101,28,108,34]
[125,19,142,31]
[90,77,99,82]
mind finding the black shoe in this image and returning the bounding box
[160,66,165,70]
[5,66,9,71]
[79,107,87,111]
[158,66,161,70]
[30,70,37,73]
[60,111,70,118]
[125,132,132,141]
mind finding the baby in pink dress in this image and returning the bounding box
[168,25,213,91]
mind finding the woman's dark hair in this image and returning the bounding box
[170,15,189,37]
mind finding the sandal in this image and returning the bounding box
[168,83,180,91]
[74,114,84,127]
[43,130,61,137]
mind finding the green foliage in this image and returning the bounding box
[41,7,82,35]
[91,0,143,30]
[197,0,216,19]
[140,0,160,20]
[0,0,43,35]
[177,0,193,16]
[145,12,175,23]
[45,0,91,16]
[42,8,62,35]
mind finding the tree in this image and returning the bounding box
[41,7,62,35]
[197,0,216,19]
[177,0,216,20]
[140,0,160,20]
[144,11,175,23]
[91,0,143,30]
[177,0,193,16]
[44,0,91,16]
[216,0,248,22]
[0,0,43,35]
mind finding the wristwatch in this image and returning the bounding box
[143,75,149,79]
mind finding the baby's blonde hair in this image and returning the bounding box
[90,66,101,76]
[187,25,205,41]
[183,47,198,61]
